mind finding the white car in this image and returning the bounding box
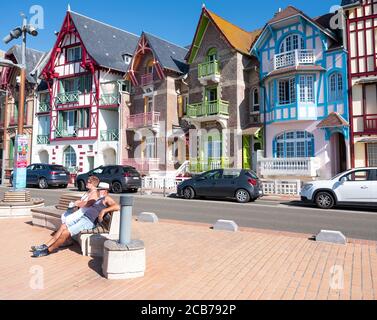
[300,168,377,209]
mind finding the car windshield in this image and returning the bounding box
[123,167,139,176]
[245,171,258,179]
[331,171,351,180]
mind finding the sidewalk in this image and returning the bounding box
[0,217,376,300]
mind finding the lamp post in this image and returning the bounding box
[1,13,38,190]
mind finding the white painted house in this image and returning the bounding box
[31,9,138,174]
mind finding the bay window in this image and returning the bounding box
[278,78,296,105]
[275,131,314,158]
[299,75,315,103]
[329,73,343,102]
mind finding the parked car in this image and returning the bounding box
[301,167,377,209]
[10,164,70,189]
[75,165,142,194]
[177,169,263,203]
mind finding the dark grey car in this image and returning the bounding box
[177,169,263,203]
[10,164,70,189]
[75,165,142,194]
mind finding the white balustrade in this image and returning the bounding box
[273,49,315,70]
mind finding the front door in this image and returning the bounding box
[331,133,347,176]
[194,169,223,197]
[336,169,376,202]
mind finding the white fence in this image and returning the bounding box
[261,180,302,195]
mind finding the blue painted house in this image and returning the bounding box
[251,6,350,180]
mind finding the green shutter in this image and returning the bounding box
[242,135,251,170]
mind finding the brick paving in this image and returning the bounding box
[0,217,376,300]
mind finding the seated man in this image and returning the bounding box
[61,175,100,225]
[31,182,120,258]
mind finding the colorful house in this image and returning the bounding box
[33,9,139,174]
[251,6,350,180]
[124,32,189,175]
[0,45,46,182]
[185,7,262,173]
[342,0,377,168]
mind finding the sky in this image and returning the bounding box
[0,0,341,53]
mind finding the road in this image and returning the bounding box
[1,186,377,241]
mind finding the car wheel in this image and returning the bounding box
[315,192,335,209]
[62,184,68,188]
[77,180,86,191]
[183,187,195,200]
[38,178,48,189]
[235,189,250,203]
[112,181,123,194]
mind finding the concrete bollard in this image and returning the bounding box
[138,212,159,223]
[316,230,347,245]
[213,220,239,232]
[102,195,146,280]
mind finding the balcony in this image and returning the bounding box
[258,155,320,178]
[37,135,50,145]
[365,114,377,132]
[38,102,51,113]
[55,127,78,138]
[123,158,160,173]
[126,112,160,130]
[100,93,120,106]
[189,157,231,173]
[273,49,316,71]
[140,74,153,87]
[198,60,220,85]
[55,91,80,105]
[100,129,119,142]
[186,100,229,119]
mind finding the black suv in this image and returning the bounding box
[75,165,142,193]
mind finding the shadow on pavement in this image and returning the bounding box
[280,201,377,213]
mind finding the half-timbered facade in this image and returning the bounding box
[342,0,377,168]
[0,45,46,182]
[33,9,139,174]
[125,32,189,175]
[185,7,262,173]
[252,6,349,180]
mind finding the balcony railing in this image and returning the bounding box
[365,114,377,131]
[198,61,220,78]
[37,135,50,145]
[140,73,153,86]
[100,129,119,142]
[189,157,231,173]
[100,93,120,106]
[126,112,160,129]
[258,155,320,177]
[55,127,78,138]
[123,158,160,173]
[186,100,229,118]
[55,91,80,105]
[274,49,316,70]
[38,102,51,113]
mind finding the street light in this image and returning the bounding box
[2,13,39,190]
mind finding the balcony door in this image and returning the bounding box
[206,87,218,102]
[61,111,76,135]
[279,34,304,53]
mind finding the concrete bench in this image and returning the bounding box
[31,193,84,230]
[31,192,120,258]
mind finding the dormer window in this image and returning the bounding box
[67,46,82,63]
[123,54,132,64]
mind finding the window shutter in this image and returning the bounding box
[178,96,183,117]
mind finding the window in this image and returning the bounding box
[280,34,304,53]
[329,73,343,102]
[122,54,132,64]
[207,48,218,62]
[61,75,92,94]
[343,170,373,182]
[223,169,241,179]
[251,88,260,113]
[145,60,154,75]
[208,135,222,158]
[275,131,314,158]
[67,46,82,62]
[367,144,377,167]
[299,75,315,103]
[38,116,50,135]
[201,170,222,180]
[145,135,156,158]
[278,78,296,105]
[64,146,77,169]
